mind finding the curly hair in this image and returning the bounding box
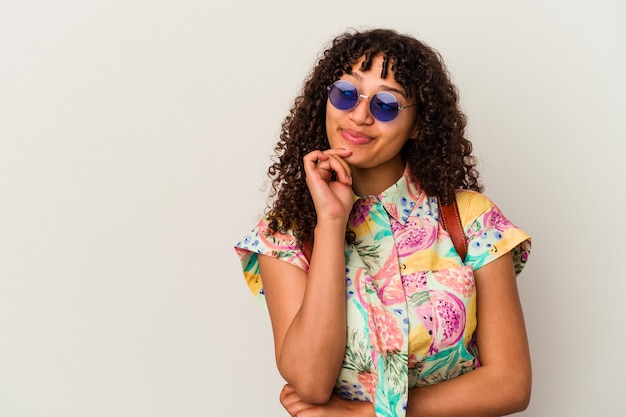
[266,28,482,246]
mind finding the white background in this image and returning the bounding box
[1,1,625,416]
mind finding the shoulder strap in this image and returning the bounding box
[437,195,468,262]
[302,239,313,263]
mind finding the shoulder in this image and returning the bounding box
[234,217,310,302]
[455,190,494,227]
[454,190,532,274]
[235,217,309,271]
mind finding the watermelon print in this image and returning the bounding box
[235,168,531,417]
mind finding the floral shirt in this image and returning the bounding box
[234,170,531,417]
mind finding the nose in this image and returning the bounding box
[349,95,375,125]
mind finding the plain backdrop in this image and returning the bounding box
[1,1,625,416]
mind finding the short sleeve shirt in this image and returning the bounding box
[234,170,531,417]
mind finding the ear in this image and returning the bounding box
[410,124,419,139]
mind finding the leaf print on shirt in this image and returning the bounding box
[344,330,374,373]
[368,203,394,241]
[383,352,409,395]
[466,218,484,241]
[353,241,384,273]
[258,225,299,251]
[374,355,407,416]
[418,341,477,383]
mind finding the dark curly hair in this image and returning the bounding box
[266,28,482,246]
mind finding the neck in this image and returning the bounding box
[351,160,406,196]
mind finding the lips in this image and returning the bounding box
[341,129,373,145]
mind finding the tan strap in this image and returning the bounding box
[302,239,313,263]
[437,196,468,262]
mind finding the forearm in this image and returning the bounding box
[406,358,531,416]
[278,220,348,402]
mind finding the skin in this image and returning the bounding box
[258,55,531,416]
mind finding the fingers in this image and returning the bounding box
[304,148,352,163]
[304,149,352,185]
[280,383,297,399]
[280,384,315,417]
[319,154,352,185]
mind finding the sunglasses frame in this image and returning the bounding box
[327,80,417,122]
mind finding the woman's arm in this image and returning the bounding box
[405,252,531,416]
[259,220,348,404]
[259,149,354,404]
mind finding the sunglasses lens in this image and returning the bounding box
[329,80,358,110]
[328,80,403,122]
[370,92,400,122]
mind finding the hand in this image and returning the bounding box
[303,149,354,223]
[279,384,375,417]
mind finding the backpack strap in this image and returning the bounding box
[302,239,313,264]
[437,195,468,262]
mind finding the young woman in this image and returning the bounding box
[235,28,532,417]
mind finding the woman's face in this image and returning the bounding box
[325,54,418,186]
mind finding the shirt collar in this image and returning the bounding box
[353,166,424,225]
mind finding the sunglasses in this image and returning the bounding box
[327,79,417,122]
